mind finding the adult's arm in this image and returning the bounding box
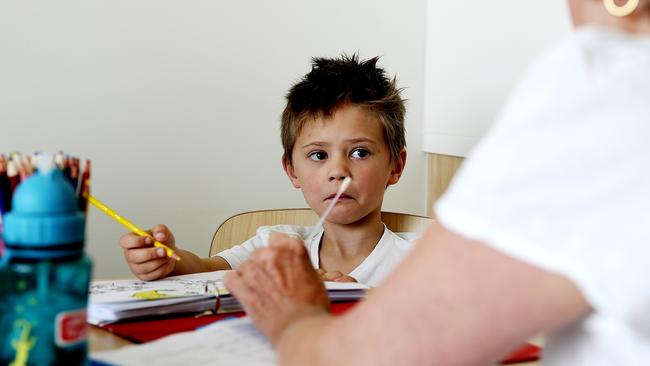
[229,222,591,365]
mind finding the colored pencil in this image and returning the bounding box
[87,194,181,261]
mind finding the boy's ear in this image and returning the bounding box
[282,156,302,189]
[387,148,407,186]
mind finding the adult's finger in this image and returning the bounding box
[224,265,266,312]
[239,259,285,307]
[250,247,287,289]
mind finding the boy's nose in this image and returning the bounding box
[329,173,349,182]
[328,157,350,182]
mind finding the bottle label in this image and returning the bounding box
[55,309,87,347]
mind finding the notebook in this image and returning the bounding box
[88,270,369,325]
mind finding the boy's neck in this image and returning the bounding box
[319,212,384,262]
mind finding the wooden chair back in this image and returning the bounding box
[209,208,432,256]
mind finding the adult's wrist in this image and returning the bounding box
[276,310,335,363]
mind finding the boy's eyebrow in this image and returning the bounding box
[301,142,329,149]
[345,138,377,145]
[301,138,378,149]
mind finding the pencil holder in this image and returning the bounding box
[0,156,91,366]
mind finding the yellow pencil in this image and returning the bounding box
[87,194,181,261]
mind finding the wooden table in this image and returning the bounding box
[88,325,541,365]
[88,326,131,352]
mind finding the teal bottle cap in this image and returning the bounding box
[2,158,85,254]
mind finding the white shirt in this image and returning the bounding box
[435,26,650,365]
[216,224,416,287]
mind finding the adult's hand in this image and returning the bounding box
[224,232,330,344]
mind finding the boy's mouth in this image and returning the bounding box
[325,193,352,201]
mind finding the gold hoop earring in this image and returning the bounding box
[603,0,640,17]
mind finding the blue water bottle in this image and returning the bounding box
[0,155,91,365]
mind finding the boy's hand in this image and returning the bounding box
[224,232,330,344]
[119,224,177,281]
[316,269,358,283]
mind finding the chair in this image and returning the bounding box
[209,208,433,256]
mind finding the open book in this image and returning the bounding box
[88,271,369,325]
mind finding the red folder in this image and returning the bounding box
[94,301,540,364]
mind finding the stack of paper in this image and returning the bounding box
[326,281,372,301]
[88,271,368,325]
[91,316,275,366]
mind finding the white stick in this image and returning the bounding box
[307,177,352,241]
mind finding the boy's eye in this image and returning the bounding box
[350,148,370,159]
[308,151,328,161]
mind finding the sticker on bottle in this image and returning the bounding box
[55,309,87,347]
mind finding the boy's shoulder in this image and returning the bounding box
[384,226,419,249]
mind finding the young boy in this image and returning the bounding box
[119,54,412,287]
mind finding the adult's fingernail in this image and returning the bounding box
[157,248,166,257]
[155,232,165,241]
[144,237,153,245]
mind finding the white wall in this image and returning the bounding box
[0,1,427,279]
[423,0,572,157]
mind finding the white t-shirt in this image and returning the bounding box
[215,224,416,287]
[435,26,650,365]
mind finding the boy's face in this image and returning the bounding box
[283,104,406,225]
